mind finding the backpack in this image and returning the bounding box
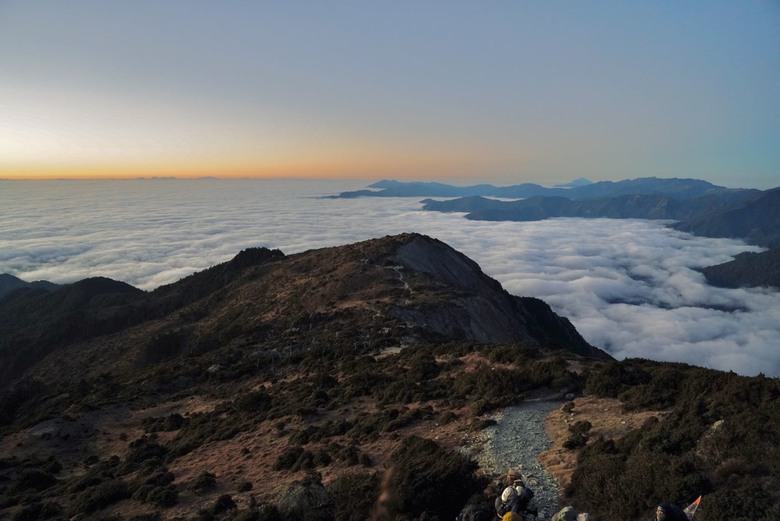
[515,485,534,503]
[501,513,522,521]
[495,497,510,518]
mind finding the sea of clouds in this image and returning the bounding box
[1,178,777,377]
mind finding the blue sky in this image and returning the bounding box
[1,1,778,187]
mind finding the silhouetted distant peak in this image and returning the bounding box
[554,177,593,188]
[69,277,142,295]
[0,274,59,301]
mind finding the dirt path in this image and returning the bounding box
[472,400,563,520]
[470,395,663,520]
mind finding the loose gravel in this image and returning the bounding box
[471,400,563,520]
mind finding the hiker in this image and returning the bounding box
[495,485,521,518]
[511,478,535,515]
[656,502,689,521]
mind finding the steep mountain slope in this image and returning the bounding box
[0,277,145,385]
[672,187,780,248]
[700,249,780,289]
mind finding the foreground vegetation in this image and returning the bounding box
[1,336,776,520]
[570,359,779,521]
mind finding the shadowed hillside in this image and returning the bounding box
[700,250,780,289]
[0,274,58,300]
[672,188,780,248]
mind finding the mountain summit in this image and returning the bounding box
[0,233,606,386]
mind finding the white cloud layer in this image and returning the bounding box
[1,179,777,377]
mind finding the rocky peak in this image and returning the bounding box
[392,233,501,295]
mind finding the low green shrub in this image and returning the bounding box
[385,436,483,521]
[210,494,236,514]
[273,446,304,471]
[12,469,57,492]
[191,471,217,495]
[328,470,380,521]
[69,479,130,516]
[142,413,186,433]
[12,500,62,521]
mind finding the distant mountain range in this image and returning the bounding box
[331,176,759,201]
[421,191,760,222]
[421,188,779,247]
[332,177,780,290]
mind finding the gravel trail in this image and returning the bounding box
[472,401,563,520]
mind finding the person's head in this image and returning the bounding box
[577,514,592,521]
[558,506,577,521]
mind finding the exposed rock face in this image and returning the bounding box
[276,482,334,521]
[389,234,606,358]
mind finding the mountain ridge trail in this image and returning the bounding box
[472,400,563,520]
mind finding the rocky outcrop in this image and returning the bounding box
[389,234,608,358]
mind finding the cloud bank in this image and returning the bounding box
[1,179,776,377]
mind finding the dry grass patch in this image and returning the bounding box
[539,395,663,491]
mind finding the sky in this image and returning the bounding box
[1,179,778,377]
[1,1,779,187]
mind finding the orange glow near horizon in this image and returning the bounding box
[1,143,530,180]
[0,161,514,181]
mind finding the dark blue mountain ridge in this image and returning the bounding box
[330,176,759,201]
[0,273,59,301]
[672,187,780,248]
[700,249,780,289]
[422,191,762,223]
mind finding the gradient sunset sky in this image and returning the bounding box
[1,1,778,187]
